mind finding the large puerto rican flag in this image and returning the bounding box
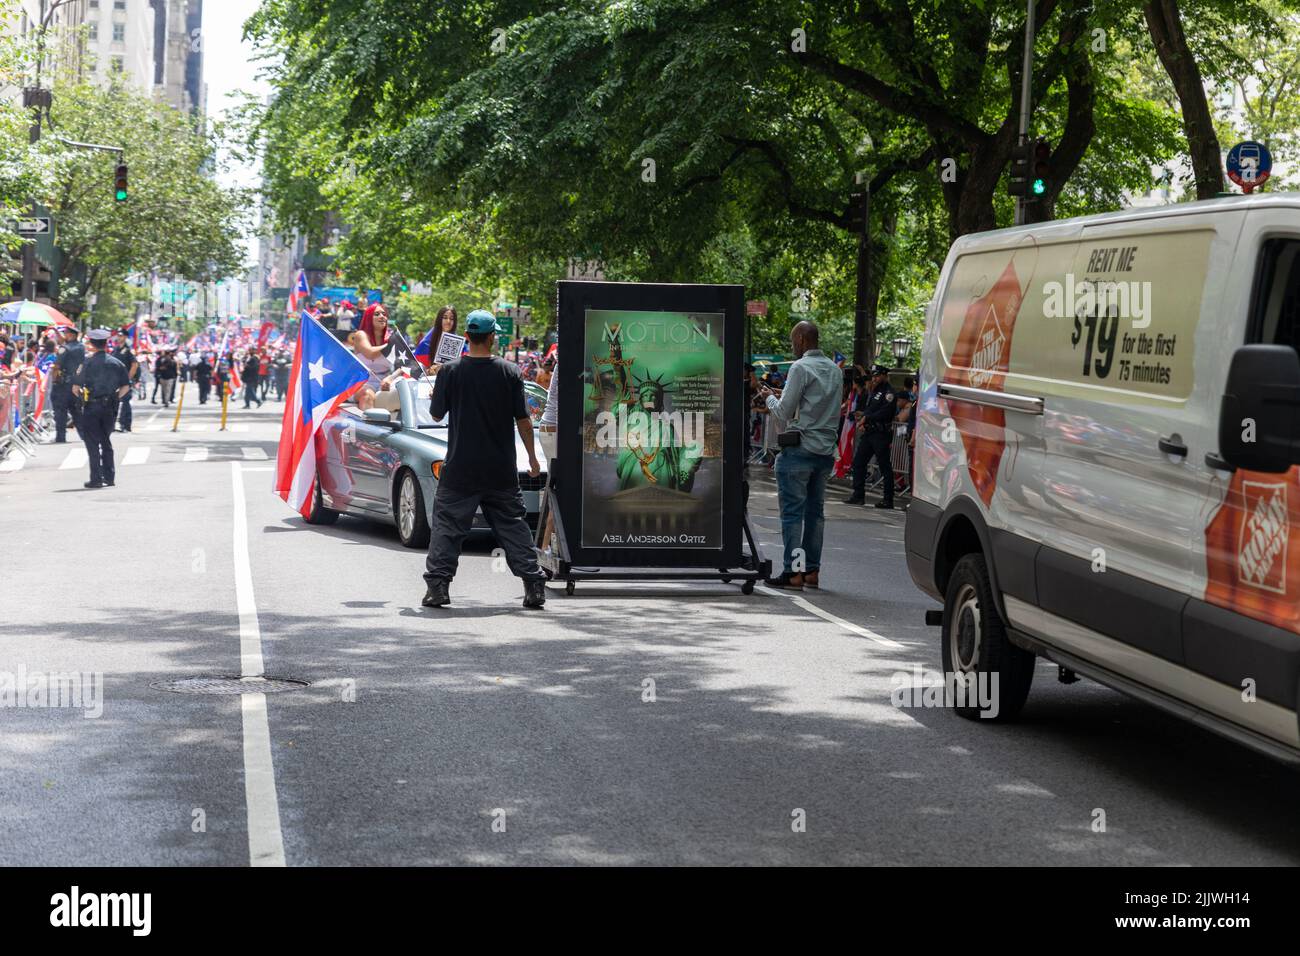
[274,312,369,518]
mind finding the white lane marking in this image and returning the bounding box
[756,585,906,649]
[231,423,249,433]
[231,462,286,867]
[146,409,161,424]
[241,446,268,461]
[242,466,273,472]
[184,446,208,462]
[0,451,28,472]
[59,448,87,470]
[122,446,150,465]
[241,693,285,867]
[185,423,208,432]
[232,462,265,678]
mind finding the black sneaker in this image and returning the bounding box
[83,481,103,489]
[523,580,547,609]
[842,495,865,504]
[874,501,894,510]
[765,571,805,590]
[422,581,450,607]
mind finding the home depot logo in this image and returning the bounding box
[968,301,1009,389]
[1237,481,1289,594]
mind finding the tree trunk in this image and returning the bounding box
[1145,0,1224,199]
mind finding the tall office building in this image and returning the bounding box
[1,0,90,102]
[82,0,156,92]
[152,0,202,114]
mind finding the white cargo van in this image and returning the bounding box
[906,194,1300,761]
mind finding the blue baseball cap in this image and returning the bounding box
[465,309,498,334]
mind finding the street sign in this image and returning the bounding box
[746,300,768,316]
[1227,140,1272,193]
[15,217,51,236]
[566,259,604,281]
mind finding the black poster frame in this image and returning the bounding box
[556,280,746,569]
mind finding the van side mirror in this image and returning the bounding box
[1219,345,1300,473]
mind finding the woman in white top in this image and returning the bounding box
[348,304,394,411]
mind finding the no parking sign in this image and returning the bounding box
[1226,140,1272,193]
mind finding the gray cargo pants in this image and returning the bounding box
[424,483,545,585]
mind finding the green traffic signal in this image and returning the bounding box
[1031,178,1046,196]
[114,163,128,202]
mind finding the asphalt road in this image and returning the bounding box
[2,394,1299,866]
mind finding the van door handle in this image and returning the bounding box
[1205,451,1237,472]
[1158,435,1188,457]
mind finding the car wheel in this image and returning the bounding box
[394,469,431,549]
[941,553,1034,722]
[305,480,340,525]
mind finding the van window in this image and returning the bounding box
[1252,239,1300,353]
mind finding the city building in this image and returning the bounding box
[82,0,155,91]
[152,0,203,115]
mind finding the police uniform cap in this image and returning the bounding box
[871,363,890,376]
[86,328,112,344]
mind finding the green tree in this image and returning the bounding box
[34,76,250,317]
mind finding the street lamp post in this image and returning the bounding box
[891,336,914,370]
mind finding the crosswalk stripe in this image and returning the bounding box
[241,446,268,461]
[183,446,208,462]
[123,446,150,465]
[60,448,88,470]
[185,423,208,432]
[231,424,250,433]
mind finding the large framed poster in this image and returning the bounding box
[556,281,745,569]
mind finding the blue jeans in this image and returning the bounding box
[774,447,833,575]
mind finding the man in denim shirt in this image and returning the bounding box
[757,321,843,590]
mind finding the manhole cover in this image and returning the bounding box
[152,675,309,695]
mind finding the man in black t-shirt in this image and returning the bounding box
[422,309,546,609]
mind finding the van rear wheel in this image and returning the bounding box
[941,553,1034,722]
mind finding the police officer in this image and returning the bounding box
[72,329,130,489]
[196,352,212,404]
[110,330,139,432]
[50,326,84,443]
[844,364,896,509]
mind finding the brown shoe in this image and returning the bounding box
[804,571,820,589]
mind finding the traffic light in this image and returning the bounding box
[113,163,128,202]
[1008,139,1052,199]
[1030,139,1052,197]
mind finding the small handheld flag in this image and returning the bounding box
[385,328,427,380]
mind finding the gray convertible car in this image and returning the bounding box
[303,376,548,548]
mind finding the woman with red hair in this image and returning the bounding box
[348,304,394,410]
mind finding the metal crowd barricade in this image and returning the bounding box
[747,411,777,465]
[890,423,911,496]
